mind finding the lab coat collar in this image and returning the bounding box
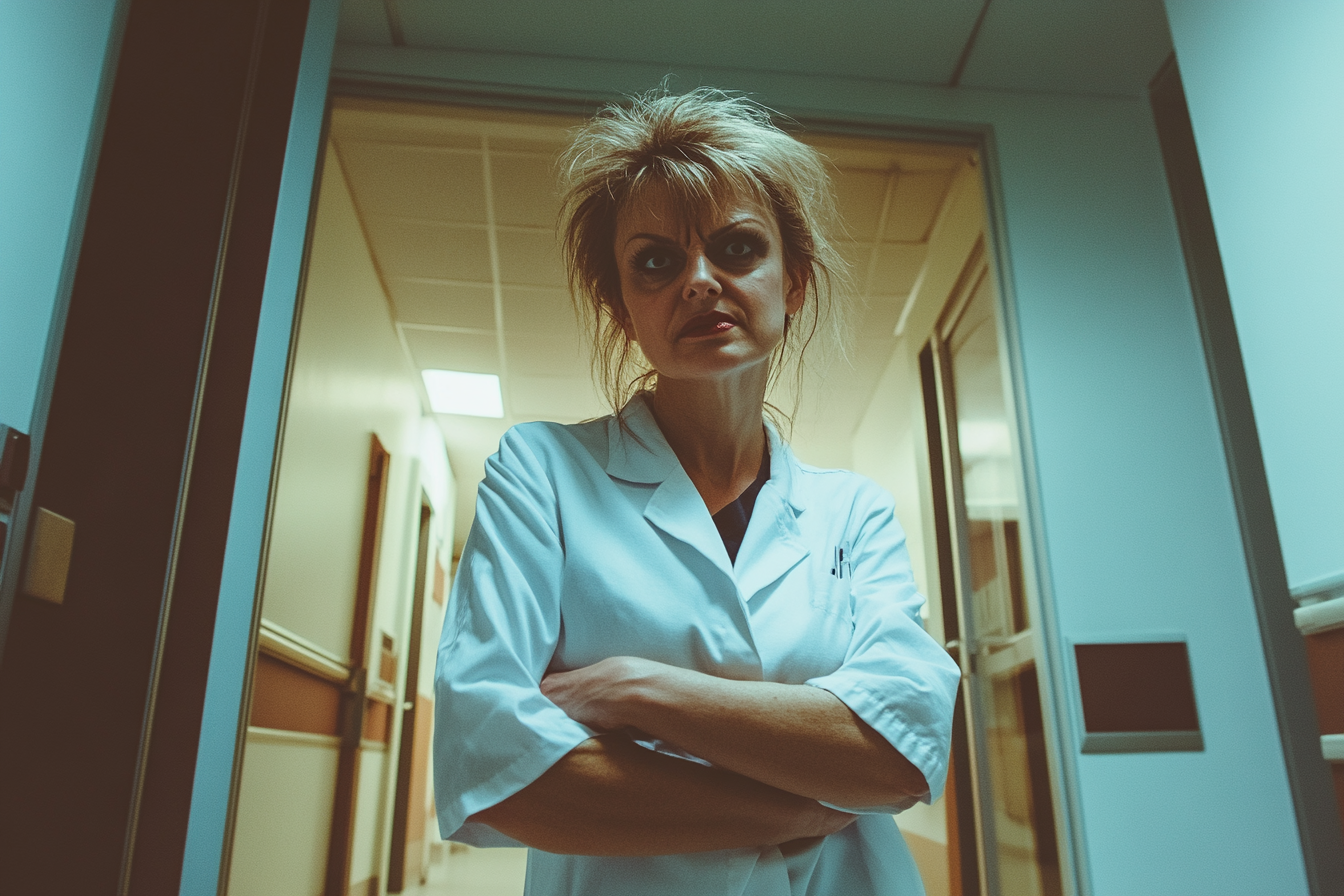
[603,394,682,485]
[604,395,804,513]
[604,395,808,595]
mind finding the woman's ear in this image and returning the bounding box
[785,266,809,316]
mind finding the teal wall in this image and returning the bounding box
[1164,0,1344,595]
[330,49,1309,894]
[0,0,122,434]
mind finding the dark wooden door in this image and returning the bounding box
[325,434,390,896]
[388,498,433,891]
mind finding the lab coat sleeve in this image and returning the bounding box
[433,424,594,846]
[804,482,961,814]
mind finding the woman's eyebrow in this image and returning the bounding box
[622,232,679,248]
[622,217,766,249]
[706,217,768,240]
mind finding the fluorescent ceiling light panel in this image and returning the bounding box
[422,369,504,418]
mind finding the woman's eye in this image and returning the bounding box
[634,249,677,273]
[722,241,755,258]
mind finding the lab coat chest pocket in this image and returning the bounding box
[555,537,741,673]
[809,566,854,622]
[753,565,854,683]
[803,568,857,677]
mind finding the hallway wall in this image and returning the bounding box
[1163,0,1344,596]
[228,142,453,896]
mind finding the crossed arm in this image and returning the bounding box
[471,656,929,855]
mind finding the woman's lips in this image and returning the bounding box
[679,312,737,339]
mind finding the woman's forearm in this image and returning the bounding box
[471,736,854,855]
[542,658,927,809]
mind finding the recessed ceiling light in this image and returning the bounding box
[421,369,504,418]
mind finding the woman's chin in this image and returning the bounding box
[652,353,774,387]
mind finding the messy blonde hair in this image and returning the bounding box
[558,87,848,428]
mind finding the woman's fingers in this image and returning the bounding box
[542,657,639,729]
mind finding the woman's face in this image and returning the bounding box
[612,187,805,385]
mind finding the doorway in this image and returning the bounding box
[922,243,1063,896]
[224,96,1072,896]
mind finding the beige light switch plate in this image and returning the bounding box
[22,507,75,605]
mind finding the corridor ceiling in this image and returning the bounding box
[334,0,1174,98]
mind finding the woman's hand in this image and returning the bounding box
[543,656,927,810]
[541,656,657,731]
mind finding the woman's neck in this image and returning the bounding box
[647,369,769,514]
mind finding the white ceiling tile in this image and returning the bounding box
[501,285,580,336]
[505,332,589,379]
[835,240,873,295]
[365,218,492,282]
[490,136,569,154]
[858,295,909,337]
[339,141,487,224]
[490,152,563,228]
[496,229,567,288]
[832,168,891,243]
[333,106,483,150]
[509,375,609,421]
[883,169,956,243]
[403,328,501,374]
[869,243,928,297]
[388,279,496,329]
[810,136,968,172]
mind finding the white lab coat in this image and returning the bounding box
[433,396,960,895]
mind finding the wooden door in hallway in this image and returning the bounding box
[389,497,435,891]
[326,434,391,896]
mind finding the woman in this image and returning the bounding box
[433,89,960,896]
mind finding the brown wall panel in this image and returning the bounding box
[407,695,433,846]
[363,699,392,744]
[1305,629,1344,735]
[250,653,342,736]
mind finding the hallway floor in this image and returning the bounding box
[403,844,527,896]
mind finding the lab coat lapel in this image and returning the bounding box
[643,476,736,580]
[734,431,809,602]
[604,397,735,581]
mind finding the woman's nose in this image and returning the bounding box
[682,251,721,301]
